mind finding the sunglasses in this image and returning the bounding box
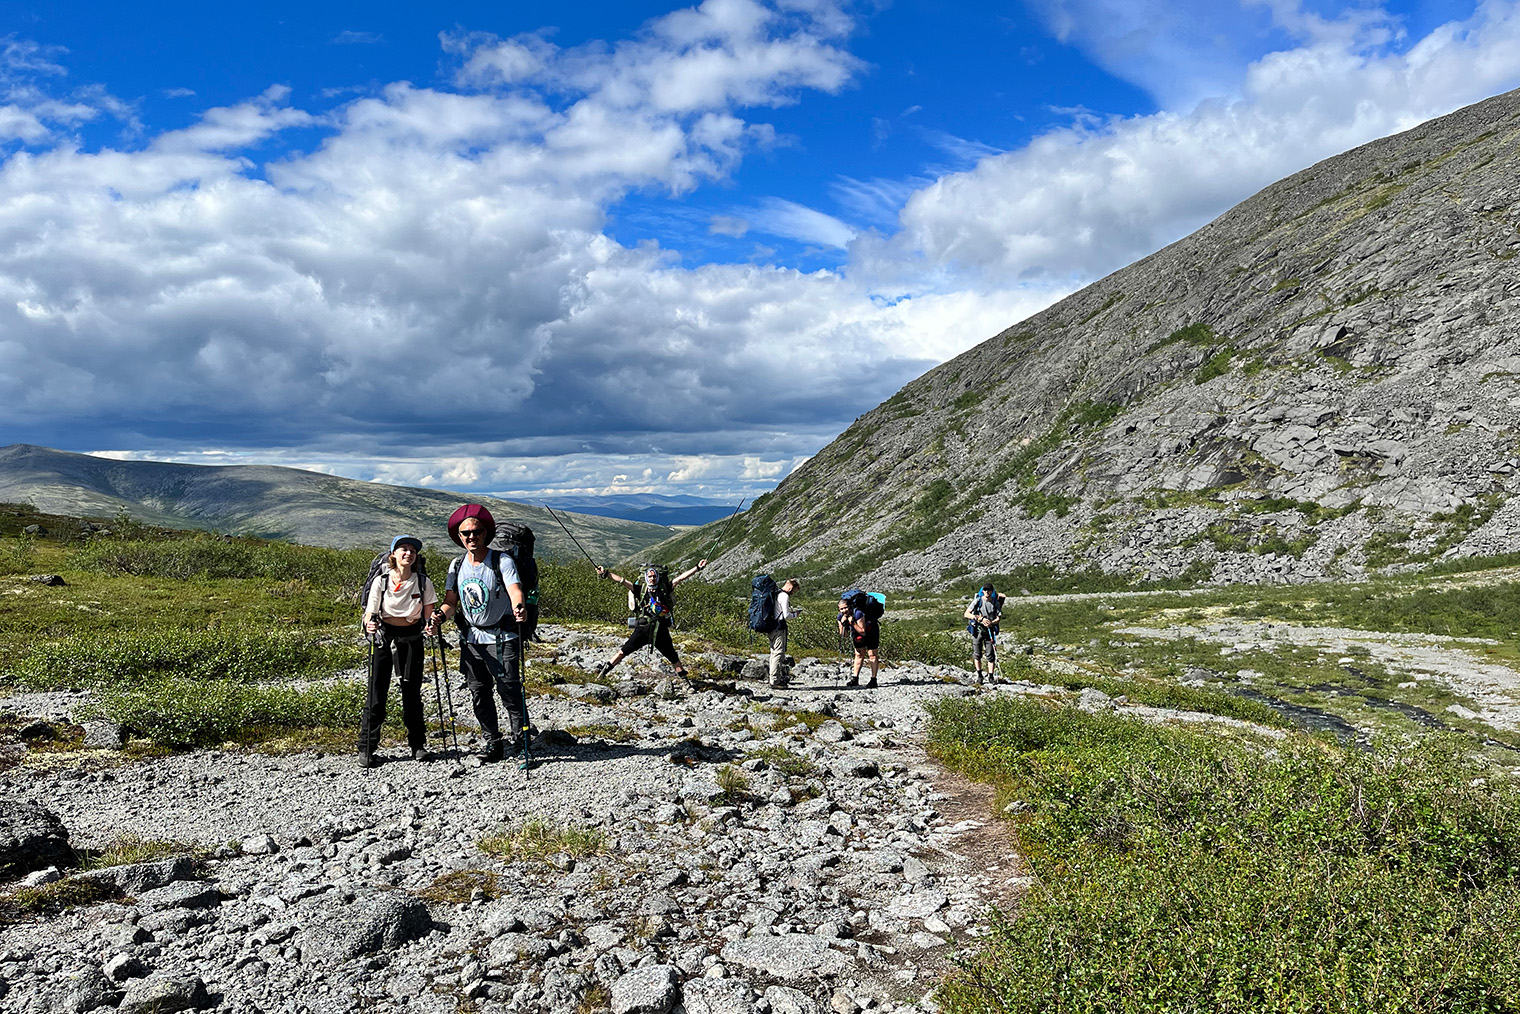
[459,529,486,540]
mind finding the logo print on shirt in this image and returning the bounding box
[461,577,491,626]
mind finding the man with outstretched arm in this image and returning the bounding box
[595,560,708,680]
[427,504,530,765]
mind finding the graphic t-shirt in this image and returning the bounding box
[446,552,522,644]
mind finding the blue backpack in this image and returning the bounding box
[748,574,780,633]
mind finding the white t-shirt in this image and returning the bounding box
[366,571,437,624]
[776,590,794,624]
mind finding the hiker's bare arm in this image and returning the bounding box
[673,559,708,584]
[597,566,635,590]
[508,581,526,617]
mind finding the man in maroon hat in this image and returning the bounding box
[428,504,530,765]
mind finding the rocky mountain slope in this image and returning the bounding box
[0,445,670,561]
[671,86,1520,591]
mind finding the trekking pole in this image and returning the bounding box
[433,634,463,764]
[545,506,600,569]
[699,498,747,564]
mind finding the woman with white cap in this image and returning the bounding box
[358,535,438,768]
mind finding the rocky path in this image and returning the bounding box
[0,624,1025,1014]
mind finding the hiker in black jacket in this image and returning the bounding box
[595,560,707,680]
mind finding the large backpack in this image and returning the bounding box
[748,574,780,633]
[636,565,675,621]
[966,588,1003,636]
[499,522,540,640]
[360,549,430,622]
[841,588,885,624]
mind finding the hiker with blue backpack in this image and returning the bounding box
[594,560,707,680]
[749,575,800,689]
[357,535,438,768]
[839,589,884,688]
[426,504,531,766]
[964,582,1006,684]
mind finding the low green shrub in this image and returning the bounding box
[93,677,366,748]
[928,697,1520,1012]
[71,535,372,588]
[9,628,354,688]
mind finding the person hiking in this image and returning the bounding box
[426,505,530,765]
[768,579,800,689]
[839,592,880,688]
[964,581,1006,684]
[594,560,708,680]
[358,535,437,768]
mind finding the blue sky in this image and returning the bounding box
[1,0,1517,499]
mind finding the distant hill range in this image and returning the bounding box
[0,444,672,561]
[518,493,737,528]
[657,86,1520,591]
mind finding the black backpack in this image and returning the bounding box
[360,549,430,622]
[636,565,675,621]
[499,522,540,639]
[748,574,780,633]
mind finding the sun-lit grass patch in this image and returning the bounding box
[478,819,608,864]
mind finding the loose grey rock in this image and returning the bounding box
[104,952,151,982]
[611,963,680,1014]
[135,880,220,911]
[83,722,126,750]
[62,967,117,1014]
[720,936,854,981]
[0,800,71,876]
[118,973,210,1014]
[764,985,822,1014]
[78,855,197,896]
[297,891,432,964]
[681,977,757,1014]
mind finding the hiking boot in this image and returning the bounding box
[478,739,505,763]
[866,676,878,688]
[412,748,430,762]
[357,752,377,769]
[769,677,789,689]
[843,675,859,688]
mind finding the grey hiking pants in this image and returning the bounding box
[768,622,789,679]
[972,626,997,664]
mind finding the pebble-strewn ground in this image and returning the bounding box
[0,624,1044,1014]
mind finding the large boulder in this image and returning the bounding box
[297,891,433,964]
[0,800,72,877]
[610,964,680,1014]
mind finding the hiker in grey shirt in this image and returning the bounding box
[429,504,529,765]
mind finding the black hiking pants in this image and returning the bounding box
[359,621,427,754]
[620,618,681,668]
[459,635,528,746]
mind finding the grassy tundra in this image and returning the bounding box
[5,502,1520,1010]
